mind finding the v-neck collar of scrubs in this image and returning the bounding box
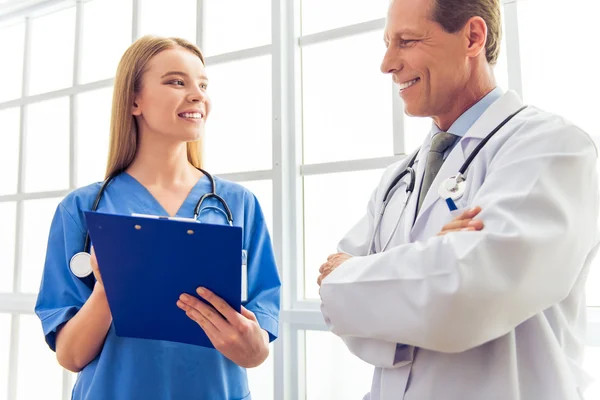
[115,172,211,218]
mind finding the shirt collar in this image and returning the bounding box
[429,87,504,138]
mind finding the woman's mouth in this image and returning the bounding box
[178,112,204,122]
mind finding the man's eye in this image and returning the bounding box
[399,40,416,47]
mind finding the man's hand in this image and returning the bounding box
[317,253,352,286]
[438,206,484,236]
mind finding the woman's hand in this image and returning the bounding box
[177,287,269,368]
[437,206,484,236]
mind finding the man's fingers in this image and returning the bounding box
[319,262,329,274]
[441,219,474,231]
[449,206,482,222]
[438,227,476,236]
[438,219,484,235]
[456,206,482,221]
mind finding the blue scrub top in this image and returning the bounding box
[35,173,281,400]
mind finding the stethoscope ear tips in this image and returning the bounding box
[69,252,93,278]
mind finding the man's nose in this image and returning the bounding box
[380,48,400,75]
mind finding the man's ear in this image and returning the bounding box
[464,16,487,59]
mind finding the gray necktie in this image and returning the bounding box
[416,131,459,214]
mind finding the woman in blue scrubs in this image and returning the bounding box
[34,36,280,400]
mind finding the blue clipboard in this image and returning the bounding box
[84,211,243,348]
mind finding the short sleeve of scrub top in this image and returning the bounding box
[240,192,280,341]
[35,185,99,351]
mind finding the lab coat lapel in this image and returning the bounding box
[375,151,423,252]
[400,151,423,243]
[411,90,525,233]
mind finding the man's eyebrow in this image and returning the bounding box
[385,29,420,44]
[393,29,420,37]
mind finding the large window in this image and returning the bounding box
[0,1,598,399]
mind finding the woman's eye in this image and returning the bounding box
[200,83,208,90]
[170,79,184,86]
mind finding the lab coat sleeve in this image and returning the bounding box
[320,122,599,353]
[323,178,414,368]
[242,192,281,342]
[34,203,93,351]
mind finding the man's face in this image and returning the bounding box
[381,0,470,120]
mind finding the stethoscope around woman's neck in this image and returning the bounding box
[69,167,233,281]
[368,105,527,255]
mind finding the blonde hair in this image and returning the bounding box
[105,35,206,179]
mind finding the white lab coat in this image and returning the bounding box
[319,91,599,400]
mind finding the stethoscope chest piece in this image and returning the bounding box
[438,173,466,201]
[70,251,93,278]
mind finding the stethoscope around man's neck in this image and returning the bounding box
[368,105,527,255]
[69,167,233,281]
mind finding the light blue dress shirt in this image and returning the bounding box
[430,87,504,157]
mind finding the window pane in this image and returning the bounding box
[20,197,62,293]
[80,0,132,84]
[584,346,600,400]
[302,31,392,164]
[16,314,63,400]
[76,87,112,186]
[239,180,273,235]
[518,0,597,135]
[24,97,70,193]
[306,331,373,400]
[304,169,384,299]
[301,0,388,36]
[0,22,25,102]
[203,0,270,56]
[29,7,76,95]
[204,56,272,174]
[247,344,274,400]
[0,107,21,195]
[0,202,17,293]
[0,314,10,398]
[404,114,431,155]
[139,0,196,43]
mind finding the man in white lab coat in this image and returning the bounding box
[317,0,599,399]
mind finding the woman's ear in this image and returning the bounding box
[131,99,142,116]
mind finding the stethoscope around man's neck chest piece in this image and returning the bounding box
[368,105,527,255]
[69,168,233,281]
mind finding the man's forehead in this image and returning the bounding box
[384,0,432,37]
[387,0,432,21]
